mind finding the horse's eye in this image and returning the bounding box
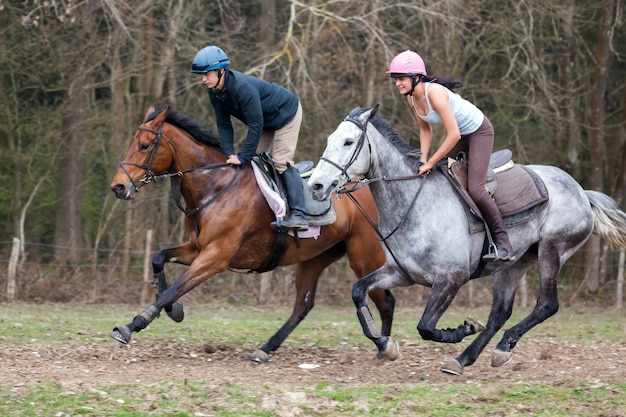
[344,139,354,146]
[139,142,150,151]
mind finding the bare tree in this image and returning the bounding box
[583,0,617,292]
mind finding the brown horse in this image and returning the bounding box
[109,106,396,362]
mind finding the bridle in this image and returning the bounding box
[119,124,234,218]
[318,114,427,280]
[118,126,166,194]
[319,114,372,188]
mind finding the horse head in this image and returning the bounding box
[110,106,177,200]
[309,105,379,201]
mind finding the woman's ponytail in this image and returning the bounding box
[422,75,464,91]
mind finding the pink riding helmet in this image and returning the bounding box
[387,50,427,77]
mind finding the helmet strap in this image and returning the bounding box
[211,69,226,92]
[406,74,422,96]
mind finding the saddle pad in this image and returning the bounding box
[252,163,337,230]
[252,162,286,218]
[492,165,549,217]
[441,164,549,234]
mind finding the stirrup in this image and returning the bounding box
[270,217,309,232]
[483,246,516,262]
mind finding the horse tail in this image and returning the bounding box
[586,190,626,248]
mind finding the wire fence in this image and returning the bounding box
[1,237,624,308]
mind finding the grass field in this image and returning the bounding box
[0,302,625,416]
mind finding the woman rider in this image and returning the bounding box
[388,50,515,262]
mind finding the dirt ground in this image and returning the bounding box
[2,337,625,388]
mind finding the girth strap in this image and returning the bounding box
[253,231,290,273]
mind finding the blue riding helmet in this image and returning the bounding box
[191,46,230,74]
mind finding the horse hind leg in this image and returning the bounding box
[250,256,334,363]
[492,252,561,367]
[441,264,530,375]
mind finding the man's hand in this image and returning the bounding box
[226,155,242,165]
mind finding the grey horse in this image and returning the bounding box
[308,105,626,375]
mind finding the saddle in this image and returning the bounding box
[252,152,336,226]
[442,149,549,233]
[239,153,336,274]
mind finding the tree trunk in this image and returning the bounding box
[260,0,277,51]
[559,5,582,179]
[584,0,616,292]
[54,82,89,264]
[362,0,383,108]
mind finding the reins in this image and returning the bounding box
[337,173,427,283]
[169,167,238,218]
[337,172,427,243]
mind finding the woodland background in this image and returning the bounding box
[0,0,625,306]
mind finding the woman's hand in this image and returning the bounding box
[418,160,433,176]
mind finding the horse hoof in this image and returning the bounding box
[440,359,464,375]
[464,317,486,333]
[249,349,270,363]
[110,324,131,344]
[382,337,400,361]
[491,349,513,367]
[166,302,185,323]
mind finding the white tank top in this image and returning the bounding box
[413,83,484,135]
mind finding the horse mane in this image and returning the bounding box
[146,109,223,150]
[347,107,421,169]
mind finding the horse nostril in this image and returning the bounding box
[111,184,125,196]
[312,183,322,191]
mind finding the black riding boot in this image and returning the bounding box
[476,195,515,262]
[271,166,309,231]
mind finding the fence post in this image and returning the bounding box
[7,237,19,301]
[617,249,624,309]
[518,273,528,308]
[141,229,154,305]
[259,270,273,303]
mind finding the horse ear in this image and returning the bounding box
[153,107,168,126]
[359,104,379,124]
[370,104,380,118]
[144,105,157,122]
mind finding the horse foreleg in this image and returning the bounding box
[151,243,199,323]
[417,275,481,344]
[346,239,395,344]
[110,304,161,344]
[110,247,185,344]
[110,244,229,344]
[352,264,402,361]
[250,256,336,362]
[368,289,396,340]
